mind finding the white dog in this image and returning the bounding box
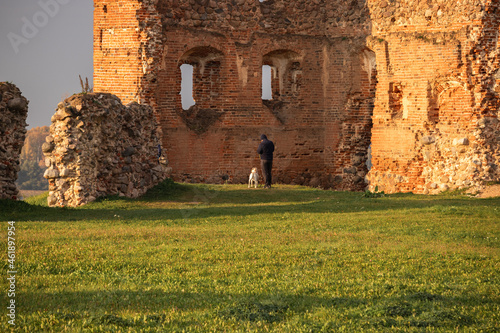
[248,167,259,188]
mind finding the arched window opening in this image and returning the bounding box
[262,49,302,101]
[180,64,195,110]
[262,65,272,100]
[178,46,224,111]
[430,78,469,127]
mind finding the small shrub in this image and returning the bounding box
[363,186,385,198]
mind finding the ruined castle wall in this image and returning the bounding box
[157,30,374,187]
[93,0,162,105]
[366,0,500,193]
[94,0,500,192]
[94,0,375,189]
[44,93,169,207]
[0,83,28,200]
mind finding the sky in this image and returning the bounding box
[0,1,272,128]
[0,0,94,129]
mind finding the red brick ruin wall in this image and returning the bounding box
[94,0,374,190]
[366,0,500,193]
[94,0,500,193]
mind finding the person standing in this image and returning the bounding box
[257,134,274,188]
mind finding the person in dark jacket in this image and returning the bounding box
[257,134,275,188]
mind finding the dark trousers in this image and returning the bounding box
[261,159,273,187]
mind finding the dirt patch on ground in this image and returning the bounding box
[475,184,500,198]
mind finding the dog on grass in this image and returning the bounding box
[248,167,259,188]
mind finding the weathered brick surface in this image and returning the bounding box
[94,0,374,189]
[366,0,500,193]
[0,83,28,200]
[93,0,499,192]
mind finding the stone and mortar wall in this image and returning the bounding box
[365,0,500,193]
[0,83,28,200]
[93,0,375,190]
[44,93,170,207]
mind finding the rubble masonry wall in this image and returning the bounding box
[44,93,170,207]
[0,82,28,200]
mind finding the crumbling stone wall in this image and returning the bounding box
[44,93,170,207]
[0,83,28,200]
[366,0,500,193]
[93,0,375,190]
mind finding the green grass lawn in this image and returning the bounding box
[1,180,499,332]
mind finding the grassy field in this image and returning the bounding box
[1,180,499,332]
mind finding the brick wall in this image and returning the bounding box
[93,0,375,190]
[93,0,499,193]
[366,0,500,193]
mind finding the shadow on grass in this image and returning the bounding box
[2,197,498,223]
[1,180,499,222]
[17,289,492,330]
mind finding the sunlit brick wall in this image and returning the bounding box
[94,0,375,189]
[93,0,499,192]
[366,0,500,193]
